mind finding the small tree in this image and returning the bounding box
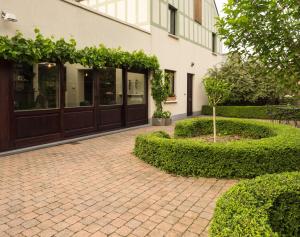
[151,70,171,117]
[203,77,230,142]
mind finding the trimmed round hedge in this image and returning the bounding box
[134,118,300,178]
[210,172,300,237]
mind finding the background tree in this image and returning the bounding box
[207,53,285,105]
[203,77,231,142]
[217,0,300,94]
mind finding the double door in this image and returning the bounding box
[0,62,149,151]
[64,68,149,138]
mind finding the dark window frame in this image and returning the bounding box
[168,5,177,35]
[165,69,176,97]
[212,32,217,53]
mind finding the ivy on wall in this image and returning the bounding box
[0,29,160,71]
[0,29,170,117]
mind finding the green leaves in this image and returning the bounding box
[151,70,171,116]
[0,29,160,71]
[134,117,300,178]
[217,0,300,90]
[203,76,231,107]
[210,172,300,237]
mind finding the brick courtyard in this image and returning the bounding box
[0,126,236,237]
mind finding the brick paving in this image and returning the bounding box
[0,125,236,237]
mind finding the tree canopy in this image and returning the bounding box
[217,0,300,89]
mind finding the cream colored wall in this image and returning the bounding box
[0,0,151,51]
[151,0,222,53]
[0,0,222,119]
[80,0,151,31]
[150,26,223,116]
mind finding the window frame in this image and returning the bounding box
[212,32,217,53]
[168,4,177,35]
[13,62,61,112]
[165,69,176,97]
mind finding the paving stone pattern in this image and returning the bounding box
[0,126,236,237]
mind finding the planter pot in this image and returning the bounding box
[164,118,172,126]
[152,118,172,126]
[152,118,165,126]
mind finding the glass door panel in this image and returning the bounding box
[127,72,145,105]
[99,68,123,106]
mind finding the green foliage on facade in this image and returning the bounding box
[134,118,300,178]
[151,70,171,118]
[217,0,300,92]
[210,172,300,237]
[0,29,160,71]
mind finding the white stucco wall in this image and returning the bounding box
[150,26,223,117]
[0,0,223,119]
[0,0,151,51]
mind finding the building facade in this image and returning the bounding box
[0,0,223,151]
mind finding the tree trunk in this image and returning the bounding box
[213,106,216,143]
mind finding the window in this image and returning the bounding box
[212,33,217,53]
[168,5,177,35]
[127,72,146,105]
[99,68,123,106]
[14,62,60,111]
[165,70,175,97]
[194,0,202,24]
[65,64,94,107]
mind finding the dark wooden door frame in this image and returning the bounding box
[0,61,14,152]
[0,63,149,151]
[125,69,149,127]
[187,73,194,116]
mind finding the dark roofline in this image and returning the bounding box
[213,0,220,16]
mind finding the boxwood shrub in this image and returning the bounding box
[134,118,300,178]
[210,172,300,237]
[201,105,300,120]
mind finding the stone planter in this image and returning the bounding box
[164,118,172,126]
[152,118,172,126]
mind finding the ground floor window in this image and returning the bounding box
[127,72,146,105]
[13,63,60,111]
[99,68,123,106]
[165,70,176,97]
[65,64,93,108]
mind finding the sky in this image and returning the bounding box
[215,0,227,17]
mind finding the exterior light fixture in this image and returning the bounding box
[191,62,195,67]
[1,11,18,22]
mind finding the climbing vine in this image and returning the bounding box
[0,29,170,117]
[0,29,159,70]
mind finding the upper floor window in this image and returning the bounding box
[168,5,177,35]
[212,33,217,53]
[194,0,202,24]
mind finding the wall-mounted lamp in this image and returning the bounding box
[191,62,195,67]
[1,11,18,22]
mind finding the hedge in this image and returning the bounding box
[134,118,300,178]
[201,105,300,120]
[210,172,300,237]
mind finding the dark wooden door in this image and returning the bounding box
[97,68,125,131]
[0,61,13,151]
[187,74,193,116]
[126,71,148,127]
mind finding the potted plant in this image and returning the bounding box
[151,70,172,126]
[152,110,172,126]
